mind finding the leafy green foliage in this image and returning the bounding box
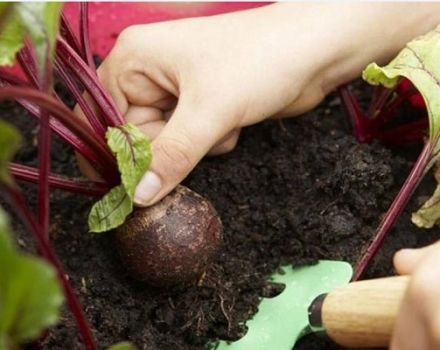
[0,2,62,74]
[363,26,440,229]
[89,123,151,233]
[88,184,132,233]
[411,181,440,228]
[107,341,137,350]
[107,123,152,199]
[0,10,24,66]
[0,120,21,186]
[0,208,63,349]
[363,28,440,152]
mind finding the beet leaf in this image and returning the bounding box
[0,198,63,350]
[355,26,440,279]
[88,123,151,233]
[0,120,20,186]
[107,342,137,350]
[0,3,62,75]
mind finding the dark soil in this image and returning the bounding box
[2,83,439,350]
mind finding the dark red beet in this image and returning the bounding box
[115,185,223,286]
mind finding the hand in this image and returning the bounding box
[392,242,440,350]
[82,3,440,206]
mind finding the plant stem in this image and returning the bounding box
[60,12,82,56]
[79,3,95,70]
[17,43,39,87]
[37,44,58,237]
[0,86,120,185]
[37,63,52,238]
[9,163,108,196]
[353,142,432,280]
[56,38,124,127]
[366,86,394,119]
[375,118,427,145]
[54,60,106,137]
[0,71,114,179]
[339,86,371,143]
[2,184,97,350]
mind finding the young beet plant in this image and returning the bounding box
[343,26,440,280]
[0,2,222,349]
[0,121,132,350]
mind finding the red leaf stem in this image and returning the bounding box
[339,86,371,143]
[79,3,95,70]
[0,86,120,185]
[9,162,109,196]
[2,184,97,350]
[353,142,431,280]
[60,12,82,55]
[0,71,114,179]
[17,42,39,87]
[56,38,124,127]
[54,60,106,137]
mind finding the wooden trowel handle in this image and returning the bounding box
[320,275,410,348]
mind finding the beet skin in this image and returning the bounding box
[115,185,223,286]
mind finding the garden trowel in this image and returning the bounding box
[214,260,409,350]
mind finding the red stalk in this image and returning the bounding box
[375,118,427,145]
[0,86,120,185]
[2,184,97,350]
[17,43,39,87]
[9,163,108,196]
[339,86,371,143]
[79,3,95,70]
[0,71,113,178]
[353,142,432,280]
[37,119,50,235]
[36,57,52,238]
[54,60,106,137]
[56,38,124,127]
[60,12,82,56]
[366,86,394,119]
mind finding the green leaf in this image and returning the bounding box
[412,183,440,228]
[88,123,151,233]
[88,185,132,233]
[0,3,62,72]
[363,28,440,153]
[107,341,137,350]
[107,123,152,199]
[0,120,21,186]
[16,2,62,74]
[0,9,24,66]
[0,207,63,347]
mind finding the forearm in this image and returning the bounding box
[237,3,440,93]
[207,2,440,111]
[289,2,440,92]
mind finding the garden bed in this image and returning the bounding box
[3,85,439,350]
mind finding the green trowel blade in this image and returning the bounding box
[214,260,352,350]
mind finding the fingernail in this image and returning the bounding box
[134,171,162,206]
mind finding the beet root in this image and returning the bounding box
[115,185,223,286]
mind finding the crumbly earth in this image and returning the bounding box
[2,84,439,350]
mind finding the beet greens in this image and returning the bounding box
[0,2,145,348]
[346,26,440,280]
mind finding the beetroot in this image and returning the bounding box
[115,185,223,286]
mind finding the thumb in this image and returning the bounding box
[133,102,230,207]
[394,241,440,275]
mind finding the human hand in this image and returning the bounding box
[80,3,440,206]
[392,242,440,350]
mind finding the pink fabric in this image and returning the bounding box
[63,2,270,58]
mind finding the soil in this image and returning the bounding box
[2,82,439,350]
